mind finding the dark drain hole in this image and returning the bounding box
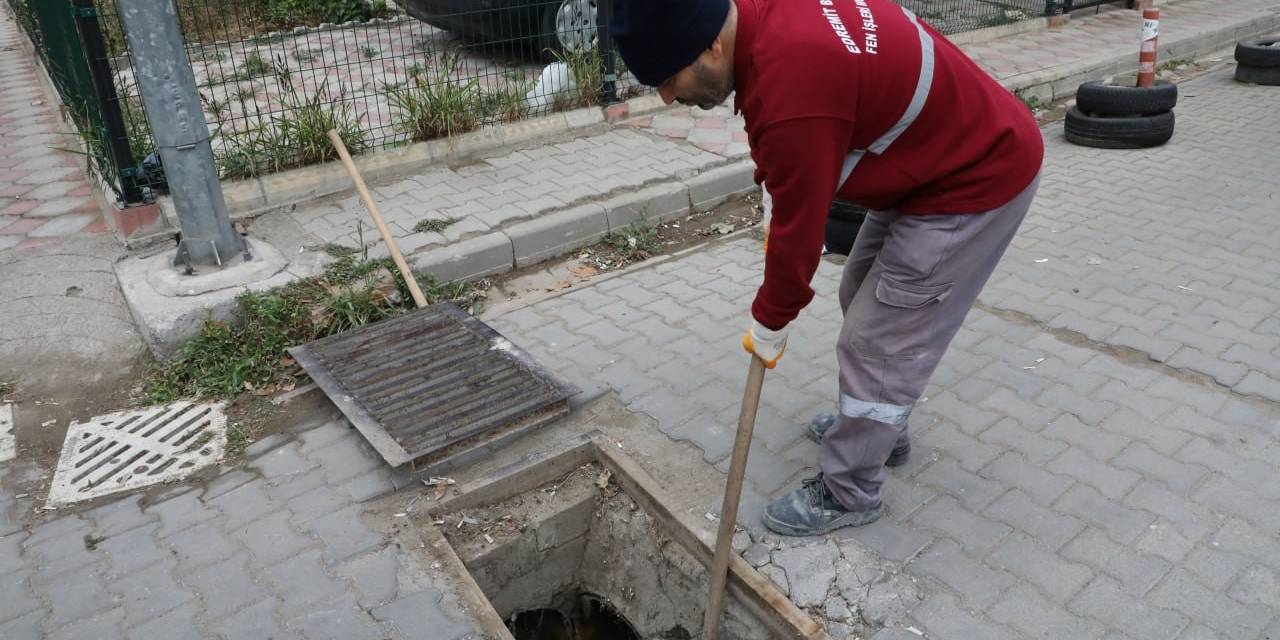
[508,593,642,640]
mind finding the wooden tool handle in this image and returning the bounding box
[703,355,768,640]
[327,130,429,309]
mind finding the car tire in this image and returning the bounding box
[1064,107,1174,149]
[1075,80,1177,116]
[1234,37,1280,68]
[541,0,597,55]
[829,199,867,223]
[825,200,866,255]
[1235,63,1280,86]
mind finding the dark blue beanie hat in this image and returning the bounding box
[610,0,731,87]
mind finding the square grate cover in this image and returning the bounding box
[47,401,227,506]
[1,403,14,463]
[290,302,576,467]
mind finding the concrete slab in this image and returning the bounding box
[115,237,319,357]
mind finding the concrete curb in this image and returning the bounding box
[1004,5,1280,103]
[406,159,758,283]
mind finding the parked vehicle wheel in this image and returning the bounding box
[543,0,597,54]
[829,199,867,223]
[825,200,866,255]
[1235,64,1280,86]
[1075,80,1177,116]
[1064,107,1174,149]
[1234,37,1280,68]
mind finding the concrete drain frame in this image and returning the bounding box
[415,432,830,640]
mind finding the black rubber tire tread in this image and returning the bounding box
[824,216,862,256]
[1075,80,1177,117]
[1235,63,1280,86]
[829,199,868,223]
[1235,37,1280,68]
[1063,107,1174,149]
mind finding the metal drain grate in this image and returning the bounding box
[290,302,576,467]
[47,401,227,506]
[0,403,14,463]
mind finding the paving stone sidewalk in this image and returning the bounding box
[0,11,108,253]
[283,0,1278,285]
[487,67,1280,639]
[0,416,485,640]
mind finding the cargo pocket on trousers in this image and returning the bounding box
[851,275,953,358]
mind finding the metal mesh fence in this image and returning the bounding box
[907,0,1053,35]
[12,0,1128,195]
[90,0,646,183]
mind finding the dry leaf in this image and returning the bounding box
[596,470,612,489]
[434,480,448,500]
[280,380,297,392]
[568,263,599,278]
[243,381,255,391]
[546,281,572,292]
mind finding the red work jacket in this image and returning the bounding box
[736,0,1045,329]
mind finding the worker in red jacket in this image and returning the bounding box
[612,0,1044,535]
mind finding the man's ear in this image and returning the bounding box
[708,35,725,59]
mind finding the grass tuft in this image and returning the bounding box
[387,50,481,141]
[142,254,488,403]
[602,217,660,261]
[413,218,458,234]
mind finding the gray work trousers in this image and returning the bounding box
[820,175,1041,511]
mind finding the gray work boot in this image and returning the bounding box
[806,413,911,467]
[763,474,883,537]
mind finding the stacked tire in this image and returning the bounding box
[824,200,866,256]
[1235,37,1280,86]
[1064,80,1177,149]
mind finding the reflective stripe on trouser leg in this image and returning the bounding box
[819,174,1042,512]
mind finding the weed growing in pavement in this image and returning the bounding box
[0,380,13,396]
[360,45,380,59]
[1157,59,1191,73]
[551,46,603,111]
[478,83,531,123]
[225,422,251,457]
[83,534,106,551]
[292,47,319,63]
[978,9,1026,29]
[388,50,481,141]
[413,218,459,234]
[603,216,661,261]
[214,70,367,179]
[1014,89,1041,111]
[241,52,274,78]
[142,254,489,403]
[202,92,229,119]
[234,85,257,102]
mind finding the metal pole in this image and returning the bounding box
[71,0,145,206]
[117,0,243,266]
[1137,7,1160,87]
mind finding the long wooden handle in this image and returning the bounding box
[703,355,768,640]
[327,130,429,309]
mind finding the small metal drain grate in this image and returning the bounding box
[47,401,227,506]
[290,302,576,467]
[0,403,14,463]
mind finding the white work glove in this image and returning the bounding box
[743,319,789,369]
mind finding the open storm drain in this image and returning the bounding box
[425,439,826,640]
[47,401,227,506]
